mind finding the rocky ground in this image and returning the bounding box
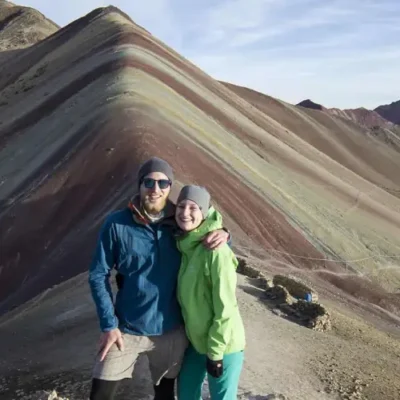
[1,258,399,400]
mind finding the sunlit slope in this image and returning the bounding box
[217,82,400,288]
[222,82,400,191]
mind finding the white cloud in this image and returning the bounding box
[185,0,400,108]
[198,0,287,46]
[206,0,276,30]
[190,40,400,109]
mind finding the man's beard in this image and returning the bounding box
[142,197,167,215]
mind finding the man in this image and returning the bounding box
[88,157,229,400]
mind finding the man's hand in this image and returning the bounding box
[98,328,124,362]
[206,357,224,378]
[202,229,229,250]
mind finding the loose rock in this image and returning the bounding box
[273,275,318,302]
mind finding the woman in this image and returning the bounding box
[175,185,245,400]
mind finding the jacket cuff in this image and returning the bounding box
[101,316,119,332]
[207,351,223,361]
[222,227,232,248]
[222,226,230,238]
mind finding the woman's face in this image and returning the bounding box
[176,199,204,232]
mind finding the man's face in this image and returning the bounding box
[139,172,171,215]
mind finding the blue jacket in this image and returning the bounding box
[88,197,183,335]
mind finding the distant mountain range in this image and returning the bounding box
[297,99,400,130]
[375,100,400,125]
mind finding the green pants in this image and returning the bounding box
[177,345,244,400]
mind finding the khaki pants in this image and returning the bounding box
[92,326,188,385]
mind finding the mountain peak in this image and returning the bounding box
[296,99,325,111]
[0,1,16,7]
[0,0,59,51]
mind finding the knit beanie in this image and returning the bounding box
[177,185,211,219]
[137,157,174,184]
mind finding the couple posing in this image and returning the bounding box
[88,157,245,400]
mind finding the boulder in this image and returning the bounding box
[273,275,318,302]
[237,257,263,278]
[307,313,332,332]
[235,258,331,332]
[292,300,332,332]
[237,257,270,288]
[265,285,294,305]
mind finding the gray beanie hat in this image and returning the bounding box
[137,157,174,184]
[177,185,211,219]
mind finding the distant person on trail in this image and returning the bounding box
[175,185,245,400]
[88,157,230,400]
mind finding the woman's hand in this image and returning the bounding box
[206,357,224,378]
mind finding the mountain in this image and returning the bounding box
[296,98,400,151]
[1,4,400,400]
[375,100,400,125]
[329,106,395,129]
[0,0,59,52]
[296,99,325,111]
[297,98,396,130]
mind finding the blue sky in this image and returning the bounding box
[21,0,400,109]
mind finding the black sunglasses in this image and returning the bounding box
[142,178,172,190]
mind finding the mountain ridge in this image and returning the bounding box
[297,98,398,130]
[375,99,400,125]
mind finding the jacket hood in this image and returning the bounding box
[177,206,223,250]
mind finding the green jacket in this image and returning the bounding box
[176,207,245,361]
